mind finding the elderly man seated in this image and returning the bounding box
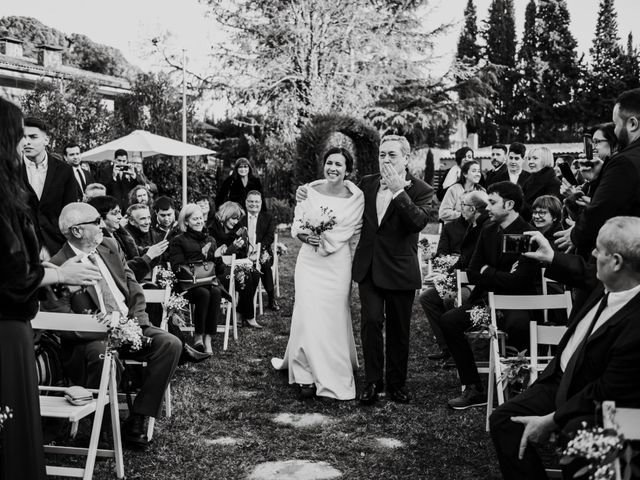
[43,202,181,448]
[490,216,640,480]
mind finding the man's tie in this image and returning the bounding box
[555,293,610,405]
[75,168,86,192]
[88,253,122,314]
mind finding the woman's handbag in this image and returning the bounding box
[175,261,219,291]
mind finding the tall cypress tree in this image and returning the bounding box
[514,0,537,140]
[457,0,480,63]
[533,0,579,141]
[620,32,640,90]
[483,0,517,143]
[581,0,625,125]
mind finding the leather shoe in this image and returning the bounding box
[359,382,382,405]
[122,414,149,448]
[243,318,263,329]
[388,387,411,404]
[427,349,451,361]
[267,299,281,311]
[193,342,205,353]
[298,383,316,400]
[181,343,212,364]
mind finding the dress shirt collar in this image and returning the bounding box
[24,151,48,170]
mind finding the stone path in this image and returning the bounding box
[248,460,342,480]
[204,436,242,446]
[272,412,333,428]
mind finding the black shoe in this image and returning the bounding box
[267,299,281,311]
[447,385,487,410]
[193,342,205,353]
[359,382,382,405]
[122,414,149,448]
[298,383,316,400]
[181,343,212,364]
[388,386,411,404]
[427,349,451,361]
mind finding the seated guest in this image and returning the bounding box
[209,201,262,328]
[125,204,168,274]
[490,142,530,187]
[490,216,640,480]
[439,160,485,223]
[194,195,216,231]
[152,196,180,242]
[169,204,226,354]
[83,182,107,202]
[434,181,540,409]
[238,190,280,311]
[42,202,182,448]
[421,190,490,360]
[531,195,563,247]
[437,146,474,201]
[521,146,562,221]
[485,143,508,186]
[435,216,467,257]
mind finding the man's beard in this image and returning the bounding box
[617,126,630,149]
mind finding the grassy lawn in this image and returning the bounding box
[88,228,501,480]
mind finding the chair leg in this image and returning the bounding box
[223,301,231,351]
[164,384,172,418]
[109,358,125,479]
[146,417,155,442]
[486,343,495,432]
[70,421,79,438]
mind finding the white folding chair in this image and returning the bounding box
[218,254,240,350]
[455,269,470,308]
[603,401,640,480]
[273,233,281,298]
[32,312,124,480]
[541,267,565,323]
[528,321,568,384]
[486,292,573,430]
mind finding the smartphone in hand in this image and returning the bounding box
[502,234,533,254]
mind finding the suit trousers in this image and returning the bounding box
[358,272,415,390]
[489,379,594,480]
[436,304,531,387]
[419,286,471,349]
[260,262,275,297]
[63,326,181,418]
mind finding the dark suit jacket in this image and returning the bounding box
[23,155,81,254]
[352,172,433,290]
[100,164,144,210]
[485,163,507,186]
[465,215,540,303]
[571,138,640,252]
[69,166,95,195]
[536,252,640,427]
[488,168,530,187]
[44,238,149,342]
[436,216,468,256]
[239,211,276,262]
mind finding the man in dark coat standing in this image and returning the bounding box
[22,117,80,257]
[491,216,640,480]
[352,135,433,405]
[63,140,95,197]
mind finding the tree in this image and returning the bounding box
[483,0,517,143]
[457,0,481,64]
[513,0,538,139]
[20,78,115,153]
[200,0,452,170]
[620,33,640,91]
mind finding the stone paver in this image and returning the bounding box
[204,436,242,446]
[248,460,341,480]
[376,437,404,449]
[272,413,332,428]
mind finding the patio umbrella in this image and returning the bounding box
[81,130,215,205]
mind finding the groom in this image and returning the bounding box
[353,135,432,404]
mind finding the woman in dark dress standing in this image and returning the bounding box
[0,98,101,480]
[215,158,263,208]
[521,146,562,221]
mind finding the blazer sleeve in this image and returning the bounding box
[571,156,640,251]
[544,252,599,292]
[476,255,539,294]
[391,183,432,233]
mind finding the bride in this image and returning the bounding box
[271,147,364,400]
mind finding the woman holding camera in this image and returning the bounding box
[169,204,225,354]
[209,201,262,328]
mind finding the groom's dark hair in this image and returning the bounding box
[323,147,354,173]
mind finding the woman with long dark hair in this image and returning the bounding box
[438,160,484,223]
[215,157,263,207]
[0,97,101,479]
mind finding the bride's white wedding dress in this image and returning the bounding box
[271,180,364,400]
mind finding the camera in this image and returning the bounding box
[502,234,533,254]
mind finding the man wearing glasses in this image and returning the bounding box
[43,202,181,449]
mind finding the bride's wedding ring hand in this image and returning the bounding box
[306,235,321,247]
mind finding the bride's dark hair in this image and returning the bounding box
[323,147,354,174]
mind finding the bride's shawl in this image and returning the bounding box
[292,180,364,255]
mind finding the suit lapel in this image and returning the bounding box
[97,243,127,297]
[41,155,57,202]
[587,290,640,345]
[378,172,412,227]
[59,243,101,309]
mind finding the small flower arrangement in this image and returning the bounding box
[419,237,435,261]
[561,422,625,480]
[166,292,189,313]
[260,249,272,265]
[432,254,459,273]
[105,315,151,353]
[276,242,288,256]
[155,267,176,288]
[467,304,499,339]
[234,262,257,289]
[499,349,532,396]
[297,206,337,251]
[433,272,457,302]
[0,406,12,431]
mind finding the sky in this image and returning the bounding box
[1,0,639,116]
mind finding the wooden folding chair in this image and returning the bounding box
[486,292,573,430]
[32,311,124,480]
[603,401,640,480]
[218,253,239,350]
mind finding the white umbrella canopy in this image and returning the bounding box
[81,130,215,162]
